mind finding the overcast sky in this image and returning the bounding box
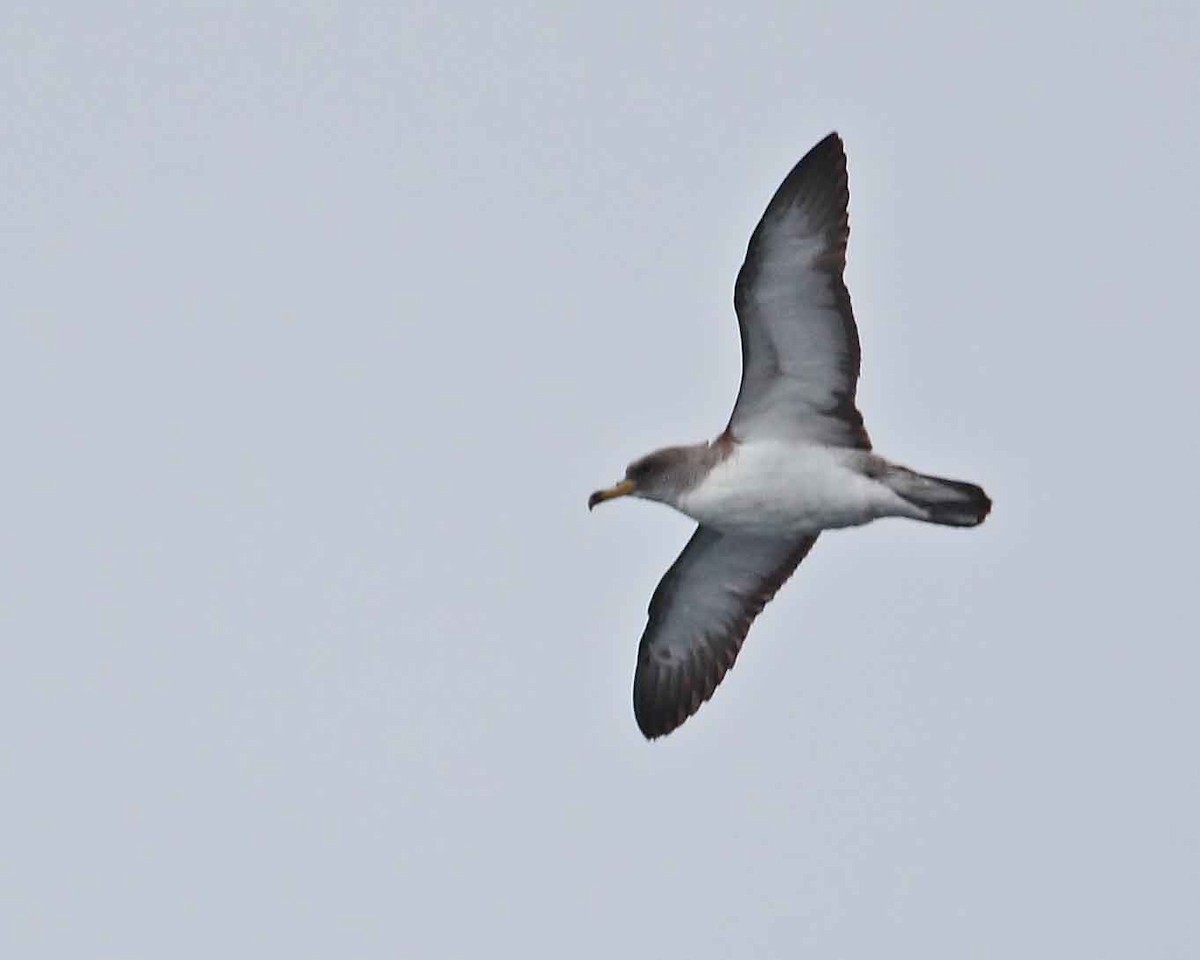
[4,3,1199,957]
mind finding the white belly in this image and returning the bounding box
[676,441,912,536]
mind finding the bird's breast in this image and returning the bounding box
[676,441,884,536]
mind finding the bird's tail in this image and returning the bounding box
[883,466,992,527]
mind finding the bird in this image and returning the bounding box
[588,132,991,740]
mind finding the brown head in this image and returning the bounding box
[588,443,725,511]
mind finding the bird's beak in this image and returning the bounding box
[588,478,636,511]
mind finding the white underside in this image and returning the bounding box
[676,440,923,537]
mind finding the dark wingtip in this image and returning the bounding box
[807,131,846,168]
[747,130,849,255]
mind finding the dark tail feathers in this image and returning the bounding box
[885,468,992,528]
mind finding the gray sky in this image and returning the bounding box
[4,3,1199,957]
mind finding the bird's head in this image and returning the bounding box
[588,446,701,511]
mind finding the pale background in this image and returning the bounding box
[4,3,1198,957]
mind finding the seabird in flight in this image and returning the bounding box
[589,132,991,739]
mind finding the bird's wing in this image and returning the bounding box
[728,132,869,448]
[633,526,818,739]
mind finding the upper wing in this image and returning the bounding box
[633,526,818,739]
[728,132,869,449]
